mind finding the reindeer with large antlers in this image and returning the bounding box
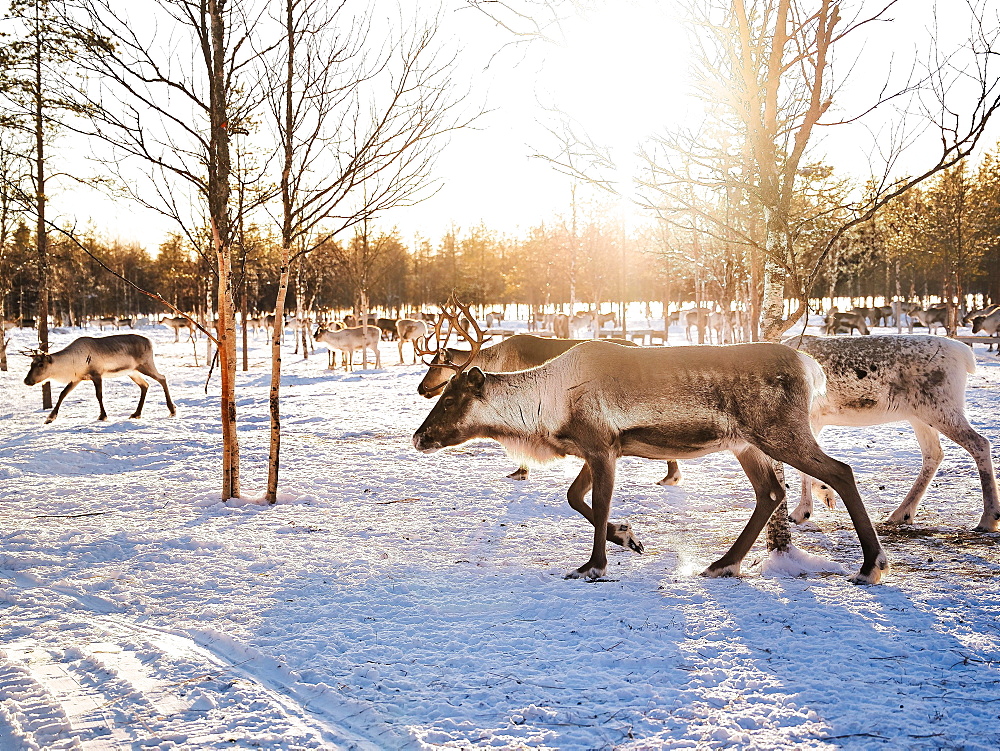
[413,302,888,584]
[415,299,683,485]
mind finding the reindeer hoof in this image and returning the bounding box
[98,415,108,422]
[884,508,915,525]
[44,417,55,424]
[974,516,999,533]
[129,412,142,419]
[849,552,888,585]
[566,564,607,581]
[506,468,528,481]
[789,505,811,524]
[608,522,644,554]
[701,561,741,578]
[813,483,837,510]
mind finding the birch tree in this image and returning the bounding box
[261,0,464,503]
[75,0,270,500]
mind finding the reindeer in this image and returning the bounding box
[784,334,999,531]
[96,316,119,331]
[415,308,684,486]
[314,325,381,371]
[396,318,429,365]
[23,334,176,423]
[597,311,617,329]
[971,308,1000,352]
[485,311,504,327]
[376,318,399,341]
[683,308,711,341]
[570,311,595,337]
[963,304,1000,328]
[413,335,887,584]
[552,313,570,339]
[245,315,264,336]
[824,310,870,336]
[162,315,195,342]
[908,306,948,334]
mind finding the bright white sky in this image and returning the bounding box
[30,0,1000,252]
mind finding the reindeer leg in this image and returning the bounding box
[656,459,683,486]
[128,374,149,418]
[46,381,79,423]
[934,416,1000,532]
[790,470,816,523]
[885,420,942,525]
[566,454,619,580]
[92,375,108,421]
[565,462,643,555]
[703,446,784,578]
[142,368,177,417]
[768,438,887,585]
[790,423,830,523]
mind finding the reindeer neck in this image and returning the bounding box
[481,367,566,435]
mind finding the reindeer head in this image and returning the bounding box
[412,366,487,453]
[22,350,52,386]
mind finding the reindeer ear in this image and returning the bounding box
[467,367,485,393]
[45,355,53,364]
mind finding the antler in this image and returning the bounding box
[437,295,487,374]
[417,294,488,374]
[414,311,448,363]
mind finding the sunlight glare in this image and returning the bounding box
[542,2,689,169]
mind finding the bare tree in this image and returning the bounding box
[0,0,110,400]
[260,0,467,503]
[73,0,274,500]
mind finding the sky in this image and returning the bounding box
[21,0,1000,253]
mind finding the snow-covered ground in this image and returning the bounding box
[1,317,999,750]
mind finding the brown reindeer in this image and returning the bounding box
[413,338,887,585]
[416,307,681,486]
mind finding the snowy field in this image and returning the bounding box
[1,317,999,750]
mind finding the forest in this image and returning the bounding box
[3,149,1000,326]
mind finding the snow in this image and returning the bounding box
[1,319,999,749]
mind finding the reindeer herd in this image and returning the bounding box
[10,298,1000,587]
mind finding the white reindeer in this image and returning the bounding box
[785,335,999,531]
[314,325,381,371]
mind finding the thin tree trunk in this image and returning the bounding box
[241,283,248,371]
[266,245,291,505]
[34,4,51,408]
[265,0,296,505]
[208,0,239,500]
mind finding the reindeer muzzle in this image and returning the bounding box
[412,432,441,454]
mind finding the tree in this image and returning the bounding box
[0,0,109,400]
[75,0,270,500]
[260,0,465,503]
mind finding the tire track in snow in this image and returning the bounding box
[0,571,377,749]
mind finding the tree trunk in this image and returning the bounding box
[241,283,249,371]
[34,7,51,409]
[760,211,793,553]
[265,244,292,505]
[209,0,239,500]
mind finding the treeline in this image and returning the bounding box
[2,152,999,325]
